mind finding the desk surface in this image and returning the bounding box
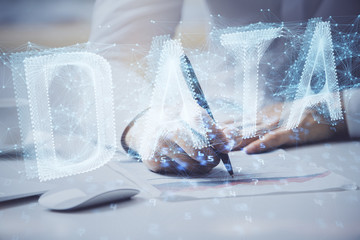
[0,141,359,240]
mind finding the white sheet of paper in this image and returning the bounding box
[109,150,358,201]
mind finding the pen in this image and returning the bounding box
[180,55,234,177]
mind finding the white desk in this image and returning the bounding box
[1,141,359,240]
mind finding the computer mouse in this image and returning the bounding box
[38,182,140,211]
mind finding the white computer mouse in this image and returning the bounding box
[38,182,139,211]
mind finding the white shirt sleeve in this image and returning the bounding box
[343,88,360,138]
[88,0,184,153]
[89,0,183,62]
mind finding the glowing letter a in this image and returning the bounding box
[139,39,209,161]
[285,21,343,129]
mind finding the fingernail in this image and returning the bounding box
[244,146,254,154]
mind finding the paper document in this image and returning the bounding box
[109,150,358,201]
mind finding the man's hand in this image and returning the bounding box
[125,108,229,175]
[223,102,348,154]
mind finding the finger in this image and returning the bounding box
[221,118,238,125]
[143,139,195,173]
[171,146,220,174]
[201,111,231,153]
[244,128,291,154]
[223,116,286,152]
[171,135,221,170]
[222,126,263,151]
[144,137,219,174]
[141,137,177,172]
[231,136,259,151]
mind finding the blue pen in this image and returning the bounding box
[180,55,234,176]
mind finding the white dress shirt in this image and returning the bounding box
[89,0,360,140]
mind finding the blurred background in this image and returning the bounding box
[0,0,211,151]
[0,0,210,50]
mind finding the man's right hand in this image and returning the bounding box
[124,107,230,175]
